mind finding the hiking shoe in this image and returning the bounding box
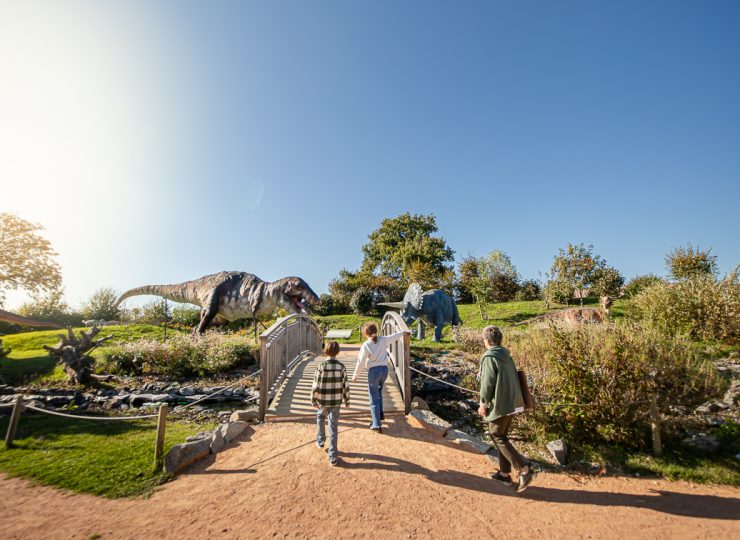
[516,468,537,492]
[489,472,513,487]
[316,441,324,449]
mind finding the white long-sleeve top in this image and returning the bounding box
[353,332,406,379]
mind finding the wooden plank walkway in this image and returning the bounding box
[266,345,406,419]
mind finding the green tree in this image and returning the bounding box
[81,287,121,321]
[141,298,171,324]
[590,266,625,298]
[479,250,520,303]
[18,287,80,326]
[360,213,454,281]
[624,274,664,298]
[665,244,718,281]
[456,254,479,303]
[171,304,201,326]
[550,243,605,306]
[0,213,62,306]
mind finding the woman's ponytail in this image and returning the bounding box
[363,322,379,343]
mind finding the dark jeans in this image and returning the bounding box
[488,414,526,474]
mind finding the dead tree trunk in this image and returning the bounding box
[43,327,112,385]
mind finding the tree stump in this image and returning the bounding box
[43,327,112,385]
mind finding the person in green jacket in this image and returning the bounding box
[477,326,536,492]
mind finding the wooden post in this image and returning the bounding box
[4,394,24,449]
[154,403,168,468]
[403,331,411,414]
[649,393,662,457]
[259,335,268,420]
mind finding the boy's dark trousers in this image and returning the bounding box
[488,414,526,474]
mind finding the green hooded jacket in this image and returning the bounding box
[479,346,524,421]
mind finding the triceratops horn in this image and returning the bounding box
[377,302,405,309]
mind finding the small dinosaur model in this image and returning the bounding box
[379,283,462,342]
[513,307,604,327]
[116,271,319,334]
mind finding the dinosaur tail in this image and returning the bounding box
[116,284,199,307]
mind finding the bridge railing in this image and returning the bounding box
[381,311,412,414]
[259,314,323,419]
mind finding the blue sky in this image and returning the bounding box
[1,0,739,308]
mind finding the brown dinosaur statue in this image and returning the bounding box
[514,307,605,327]
[116,271,319,334]
[0,308,63,329]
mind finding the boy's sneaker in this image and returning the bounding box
[316,441,324,449]
[516,468,537,492]
[329,457,338,466]
[489,471,514,487]
[370,426,382,434]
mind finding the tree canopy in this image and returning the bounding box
[665,244,718,281]
[0,213,62,306]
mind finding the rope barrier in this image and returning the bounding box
[409,365,478,396]
[23,404,158,421]
[0,402,16,409]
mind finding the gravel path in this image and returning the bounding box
[1,415,738,539]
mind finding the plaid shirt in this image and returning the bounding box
[311,357,350,408]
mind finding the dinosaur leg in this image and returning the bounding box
[196,293,221,334]
[417,320,425,340]
[433,325,443,342]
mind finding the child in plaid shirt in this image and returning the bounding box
[311,341,350,465]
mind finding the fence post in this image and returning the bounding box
[649,393,662,457]
[4,394,24,449]
[154,403,168,468]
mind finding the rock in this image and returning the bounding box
[723,382,740,407]
[217,421,248,443]
[735,453,740,461]
[456,400,471,411]
[179,386,196,396]
[546,439,568,465]
[130,394,157,407]
[164,438,211,474]
[409,409,451,436]
[422,380,450,394]
[682,434,721,452]
[210,428,225,453]
[485,448,500,467]
[230,409,260,423]
[103,395,128,409]
[411,397,430,411]
[186,431,212,442]
[444,429,492,454]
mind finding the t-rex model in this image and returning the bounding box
[379,283,462,342]
[116,271,319,334]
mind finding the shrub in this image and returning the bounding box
[666,244,718,281]
[454,327,484,354]
[505,323,722,449]
[313,294,337,316]
[631,271,740,345]
[590,266,624,298]
[81,287,121,321]
[543,279,574,306]
[350,287,375,315]
[515,280,541,301]
[98,332,255,378]
[170,305,201,327]
[624,274,663,298]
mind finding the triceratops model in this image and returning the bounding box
[379,283,462,341]
[117,271,319,334]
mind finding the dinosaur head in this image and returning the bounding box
[274,277,320,315]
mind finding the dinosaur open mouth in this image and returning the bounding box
[290,296,308,314]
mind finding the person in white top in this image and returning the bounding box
[352,322,409,432]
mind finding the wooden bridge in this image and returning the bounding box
[258,312,411,420]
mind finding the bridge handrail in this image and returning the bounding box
[381,311,412,414]
[258,314,323,419]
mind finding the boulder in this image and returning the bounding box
[130,394,171,407]
[217,421,248,443]
[444,429,492,454]
[723,382,740,407]
[230,409,260,423]
[409,409,451,436]
[546,439,568,465]
[163,438,211,474]
[210,429,225,454]
[411,397,430,411]
[179,386,196,396]
[682,434,721,452]
[186,431,212,443]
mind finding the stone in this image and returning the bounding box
[411,397,430,411]
[484,448,500,467]
[217,421,249,443]
[163,438,211,474]
[682,434,721,452]
[230,409,260,423]
[444,429,492,454]
[210,428,225,453]
[186,431,212,442]
[130,394,157,407]
[723,382,740,406]
[103,395,128,409]
[735,453,740,461]
[179,386,196,396]
[409,409,451,436]
[546,439,568,465]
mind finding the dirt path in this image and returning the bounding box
[1,415,738,539]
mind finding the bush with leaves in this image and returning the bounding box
[18,287,81,326]
[631,270,740,344]
[505,323,722,449]
[543,279,574,306]
[350,287,375,315]
[549,243,606,306]
[666,244,718,281]
[98,332,255,377]
[313,294,338,316]
[589,266,624,298]
[514,279,541,301]
[81,287,121,321]
[624,274,664,298]
[170,305,201,326]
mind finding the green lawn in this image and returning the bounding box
[0,414,213,498]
